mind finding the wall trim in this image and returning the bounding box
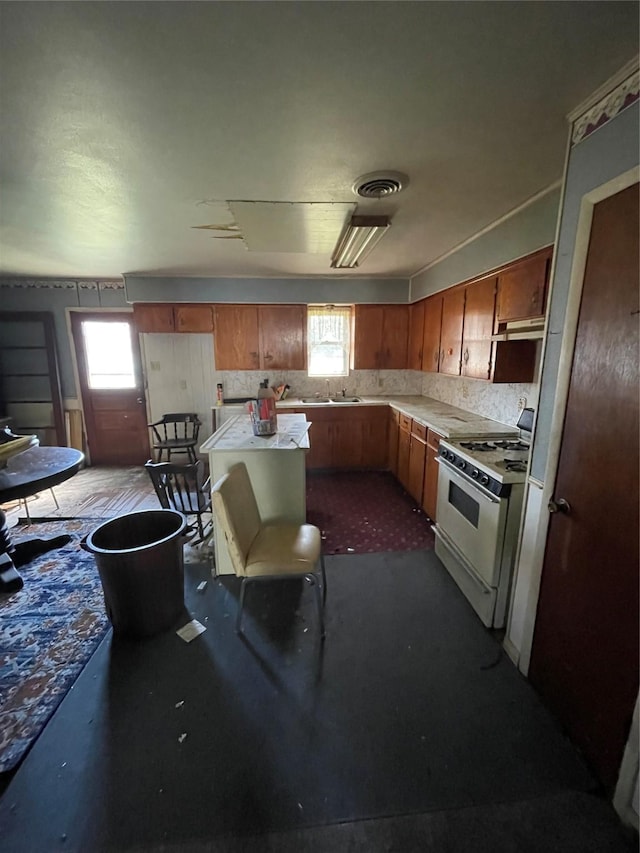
[571,67,639,147]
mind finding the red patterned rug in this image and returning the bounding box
[306,471,435,555]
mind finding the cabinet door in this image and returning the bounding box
[462,277,496,380]
[422,294,443,373]
[259,305,306,371]
[408,301,425,370]
[496,249,550,323]
[439,288,465,376]
[354,305,385,369]
[361,407,389,468]
[422,429,443,521]
[213,305,260,370]
[408,432,427,503]
[174,304,214,333]
[387,408,400,474]
[381,305,410,368]
[133,304,175,333]
[397,426,411,491]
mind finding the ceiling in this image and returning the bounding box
[0,2,638,281]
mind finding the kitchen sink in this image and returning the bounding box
[298,396,362,404]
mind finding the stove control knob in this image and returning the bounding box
[447,451,456,462]
[479,474,489,486]
[457,460,466,471]
[471,469,479,479]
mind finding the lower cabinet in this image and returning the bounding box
[397,413,412,491]
[422,428,444,521]
[387,408,400,474]
[408,421,427,503]
[293,405,388,470]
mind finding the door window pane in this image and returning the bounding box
[82,321,136,389]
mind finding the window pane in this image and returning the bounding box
[82,321,136,389]
[307,306,351,377]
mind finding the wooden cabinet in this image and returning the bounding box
[133,303,214,333]
[213,305,260,370]
[213,304,306,371]
[397,412,412,491]
[387,407,400,474]
[259,305,306,371]
[422,428,443,521]
[295,405,387,470]
[408,301,425,370]
[353,305,409,369]
[408,420,427,503]
[496,247,551,324]
[439,288,465,376]
[462,276,496,380]
[422,294,443,374]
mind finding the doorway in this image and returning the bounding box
[70,313,150,465]
[529,182,639,791]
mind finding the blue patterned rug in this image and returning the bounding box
[0,519,109,773]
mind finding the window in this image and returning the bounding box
[307,305,351,377]
[81,321,136,389]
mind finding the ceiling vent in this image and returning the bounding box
[352,171,409,199]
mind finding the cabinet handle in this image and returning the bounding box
[264,352,273,361]
[463,347,469,364]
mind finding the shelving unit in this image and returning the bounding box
[0,312,65,446]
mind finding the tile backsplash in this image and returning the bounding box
[217,368,535,426]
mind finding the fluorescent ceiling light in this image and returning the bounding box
[330,215,391,269]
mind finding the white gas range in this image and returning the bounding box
[434,409,533,629]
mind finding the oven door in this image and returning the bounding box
[435,459,509,587]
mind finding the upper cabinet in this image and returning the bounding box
[133,303,214,333]
[461,276,496,380]
[439,288,465,375]
[422,294,443,373]
[495,247,552,324]
[213,304,306,371]
[353,305,409,369]
[407,301,425,370]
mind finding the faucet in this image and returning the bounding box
[341,387,347,397]
[326,379,331,398]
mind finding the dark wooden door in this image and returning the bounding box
[529,183,639,791]
[408,301,425,370]
[71,312,150,466]
[381,305,409,368]
[354,305,384,369]
[259,305,306,371]
[213,305,260,370]
[422,294,443,373]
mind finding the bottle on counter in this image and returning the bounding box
[216,383,224,406]
[249,378,277,436]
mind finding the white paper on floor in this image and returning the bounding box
[176,620,206,642]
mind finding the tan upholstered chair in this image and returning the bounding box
[211,462,327,638]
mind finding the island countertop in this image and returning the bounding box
[200,412,310,453]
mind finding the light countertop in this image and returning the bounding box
[201,412,310,452]
[276,395,518,440]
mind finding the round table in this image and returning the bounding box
[0,446,84,504]
[0,446,85,591]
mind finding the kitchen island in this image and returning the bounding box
[201,412,310,576]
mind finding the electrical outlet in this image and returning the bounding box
[518,396,527,411]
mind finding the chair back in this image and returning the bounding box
[211,463,262,577]
[144,460,208,515]
[151,413,201,445]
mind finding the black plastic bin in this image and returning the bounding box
[82,509,187,638]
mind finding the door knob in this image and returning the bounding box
[136,397,144,404]
[548,497,571,515]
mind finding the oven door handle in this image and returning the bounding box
[435,457,500,504]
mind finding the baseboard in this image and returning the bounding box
[502,635,520,668]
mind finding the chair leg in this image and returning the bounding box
[320,553,327,606]
[236,577,249,634]
[50,488,59,511]
[20,498,32,526]
[307,574,325,639]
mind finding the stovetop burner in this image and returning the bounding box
[491,440,530,451]
[459,441,495,451]
[502,460,528,472]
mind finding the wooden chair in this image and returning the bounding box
[211,461,327,638]
[144,460,213,546]
[148,413,202,463]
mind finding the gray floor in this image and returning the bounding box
[1,550,634,852]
